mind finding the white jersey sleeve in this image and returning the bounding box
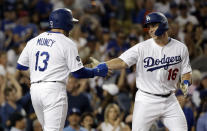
[17,43,30,67]
[66,44,83,72]
[119,45,139,67]
[180,46,192,74]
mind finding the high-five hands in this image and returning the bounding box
[89,57,112,77]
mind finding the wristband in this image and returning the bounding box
[183,80,190,86]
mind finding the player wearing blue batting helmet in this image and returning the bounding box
[49,8,78,32]
[144,12,168,36]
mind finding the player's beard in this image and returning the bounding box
[64,31,70,37]
[149,32,158,40]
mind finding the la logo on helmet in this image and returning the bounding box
[146,16,150,22]
[50,21,53,28]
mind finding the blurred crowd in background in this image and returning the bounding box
[0,0,207,131]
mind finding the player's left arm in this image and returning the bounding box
[180,45,192,97]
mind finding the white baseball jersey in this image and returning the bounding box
[18,31,83,84]
[119,38,192,94]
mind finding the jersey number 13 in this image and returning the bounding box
[35,51,50,71]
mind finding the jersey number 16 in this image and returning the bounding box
[168,68,179,80]
[35,51,50,71]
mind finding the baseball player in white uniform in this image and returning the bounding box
[96,12,192,131]
[16,8,108,131]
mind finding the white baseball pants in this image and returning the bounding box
[132,90,187,131]
[30,82,68,131]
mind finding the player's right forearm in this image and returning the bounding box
[106,58,128,70]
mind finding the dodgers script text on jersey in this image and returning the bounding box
[144,54,182,72]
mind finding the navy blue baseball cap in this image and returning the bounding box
[68,108,81,115]
[87,35,96,42]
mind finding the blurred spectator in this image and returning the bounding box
[98,28,110,61]
[73,0,91,12]
[154,0,170,14]
[196,2,207,29]
[35,0,53,22]
[0,52,8,73]
[51,0,64,10]
[194,25,205,49]
[131,0,144,24]
[63,108,87,131]
[0,72,32,130]
[115,69,131,113]
[0,53,6,74]
[67,76,92,114]
[33,119,43,131]
[175,3,198,31]
[106,31,130,58]
[0,31,5,50]
[0,117,3,131]
[62,0,75,9]
[1,6,16,32]
[125,101,134,129]
[9,112,26,131]
[181,21,194,43]
[97,103,130,131]
[102,83,119,96]
[12,10,38,47]
[85,0,105,19]
[196,100,207,131]
[100,0,119,27]
[168,21,180,41]
[191,43,207,72]
[81,112,96,131]
[85,35,99,58]
[184,25,203,60]
[0,83,25,129]
[0,68,6,105]
[191,70,202,107]
[168,2,178,20]
[0,0,3,20]
[70,25,88,50]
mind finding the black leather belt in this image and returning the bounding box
[140,89,172,98]
[31,81,61,84]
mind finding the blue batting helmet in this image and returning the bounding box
[49,8,78,32]
[144,12,168,36]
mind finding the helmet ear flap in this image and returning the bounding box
[155,22,169,36]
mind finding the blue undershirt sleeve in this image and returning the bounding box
[16,63,29,70]
[71,67,94,78]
